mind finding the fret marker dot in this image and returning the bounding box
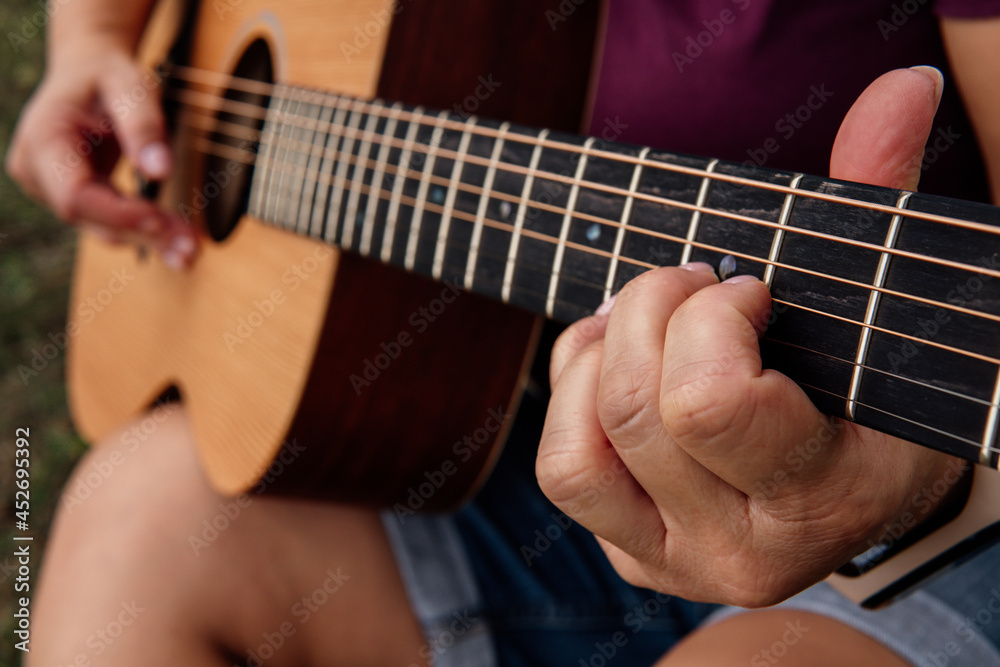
[499,201,513,220]
[719,255,738,281]
[431,187,445,205]
[586,224,601,243]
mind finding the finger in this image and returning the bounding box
[550,308,613,387]
[97,57,172,181]
[830,66,943,190]
[597,263,718,450]
[659,277,843,499]
[537,341,667,562]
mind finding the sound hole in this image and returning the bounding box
[203,39,273,242]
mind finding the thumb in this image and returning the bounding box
[830,66,943,190]
[98,57,172,181]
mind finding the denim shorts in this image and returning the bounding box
[381,386,1000,666]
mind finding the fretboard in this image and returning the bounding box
[245,85,1000,471]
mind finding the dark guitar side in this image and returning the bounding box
[265,0,604,507]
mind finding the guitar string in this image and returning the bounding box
[181,112,1000,368]
[183,98,1000,368]
[163,64,1000,240]
[766,337,997,408]
[181,111,1000,328]
[789,381,992,455]
[157,68,1000,459]
[187,130,1000,372]
[188,134,631,295]
[180,139,1000,459]
[198,128,1000,437]
[163,83,1000,292]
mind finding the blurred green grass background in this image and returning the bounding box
[1,1,90,665]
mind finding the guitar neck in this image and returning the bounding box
[243,84,1000,470]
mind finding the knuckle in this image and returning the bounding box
[553,320,597,363]
[597,361,660,439]
[535,442,597,509]
[660,370,748,448]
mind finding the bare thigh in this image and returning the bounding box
[27,404,427,667]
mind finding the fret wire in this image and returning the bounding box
[434,117,477,281]
[325,100,365,244]
[465,121,510,290]
[607,147,650,301]
[382,108,424,264]
[279,92,311,227]
[795,381,986,452]
[211,125,1000,452]
[982,369,1000,466]
[547,137,596,317]
[502,129,550,304]
[215,139,1000,368]
[406,110,450,271]
[847,191,912,420]
[763,173,804,289]
[197,130,1000,331]
[177,88,1000,284]
[771,295,1000,365]
[200,140,1000,459]
[294,91,325,236]
[268,93,305,227]
[248,87,281,218]
[681,159,719,265]
[769,336,998,409]
[167,73,1000,239]
[257,90,292,223]
[342,104,381,251]
[284,90,313,229]
[320,218,1000,452]
[308,98,342,239]
[360,102,403,257]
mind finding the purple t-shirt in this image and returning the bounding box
[589,0,1000,202]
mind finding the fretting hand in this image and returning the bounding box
[537,68,967,606]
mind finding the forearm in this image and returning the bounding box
[47,0,158,70]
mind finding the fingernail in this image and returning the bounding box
[724,275,758,284]
[678,262,715,272]
[170,235,196,257]
[595,294,617,317]
[910,66,944,104]
[162,250,185,271]
[138,143,172,180]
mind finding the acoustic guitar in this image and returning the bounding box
[67,0,1000,604]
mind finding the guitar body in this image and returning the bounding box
[67,0,601,508]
